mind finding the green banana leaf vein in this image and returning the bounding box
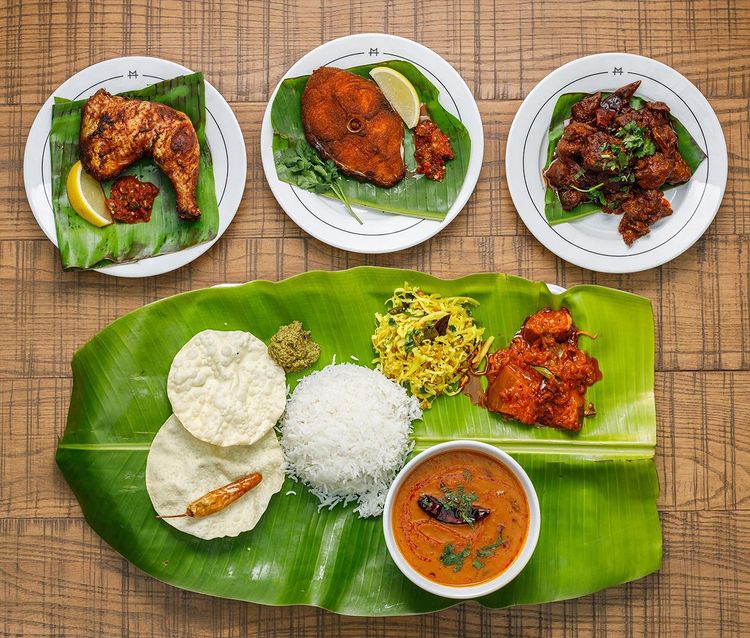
[56,267,660,615]
[271,61,471,220]
[544,93,707,225]
[50,73,220,270]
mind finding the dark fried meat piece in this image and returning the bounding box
[79,89,201,220]
[559,189,588,210]
[571,92,601,122]
[635,153,675,189]
[581,132,623,173]
[667,154,692,184]
[555,121,597,159]
[301,67,405,188]
[651,123,678,153]
[618,189,672,245]
[544,157,582,189]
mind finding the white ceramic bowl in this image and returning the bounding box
[382,440,541,599]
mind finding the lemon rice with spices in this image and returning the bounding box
[372,284,484,408]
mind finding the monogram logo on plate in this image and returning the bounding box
[128,70,139,79]
[613,67,623,75]
[369,48,379,56]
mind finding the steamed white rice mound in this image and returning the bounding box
[279,363,422,517]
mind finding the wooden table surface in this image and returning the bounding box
[2,1,749,636]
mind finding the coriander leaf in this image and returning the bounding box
[440,543,472,572]
[570,183,609,208]
[475,526,506,559]
[279,141,363,224]
[615,122,656,159]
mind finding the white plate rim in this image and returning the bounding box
[260,33,484,254]
[505,52,728,273]
[23,55,247,278]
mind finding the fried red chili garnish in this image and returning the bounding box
[157,472,263,519]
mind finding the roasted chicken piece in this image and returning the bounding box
[301,67,405,188]
[483,308,602,432]
[79,89,201,220]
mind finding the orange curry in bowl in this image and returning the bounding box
[392,450,530,586]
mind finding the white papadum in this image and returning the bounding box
[167,330,286,447]
[146,414,285,539]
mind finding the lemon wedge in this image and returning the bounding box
[66,160,112,227]
[369,67,421,129]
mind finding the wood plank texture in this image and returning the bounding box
[1,0,748,635]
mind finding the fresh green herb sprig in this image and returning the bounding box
[571,182,610,208]
[476,526,506,559]
[439,527,507,573]
[279,141,363,224]
[615,121,657,159]
[598,143,631,172]
[439,483,479,526]
[440,543,472,572]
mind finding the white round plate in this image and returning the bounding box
[260,33,483,254]
[23,56,246,277]
[506,53,727,273]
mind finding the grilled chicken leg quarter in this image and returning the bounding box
[79,89,201,220]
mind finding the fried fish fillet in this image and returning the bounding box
[301,67,405,188]
[79,89,201,220]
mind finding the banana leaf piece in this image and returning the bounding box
[56,267,660,615]
[271,61,471,220]
[50,73,219,270]
[544,93,707,225]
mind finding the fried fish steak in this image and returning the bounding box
[79,89,201,220]
[301,67,405,188]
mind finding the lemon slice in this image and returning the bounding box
[66,160,112,227]
[369,67,421,129]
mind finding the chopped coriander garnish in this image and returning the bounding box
[615,121,657,158]
[439,483,479,525]
[475,526,507,559]
[440,543,472,572]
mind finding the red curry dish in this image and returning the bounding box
[392,450,530,587]
[483,308,602,432]
[544,81,693,246]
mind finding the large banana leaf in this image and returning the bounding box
[544,93,707,224]
[271,61,471,220]
[50,73,219,270]
[56,267,660,615]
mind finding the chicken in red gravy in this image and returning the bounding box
[544,81,693,246]
[483,308,602,432]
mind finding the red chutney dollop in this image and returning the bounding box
[393,450,530,587]
[414,106,455,182]
[106,176,159,224]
